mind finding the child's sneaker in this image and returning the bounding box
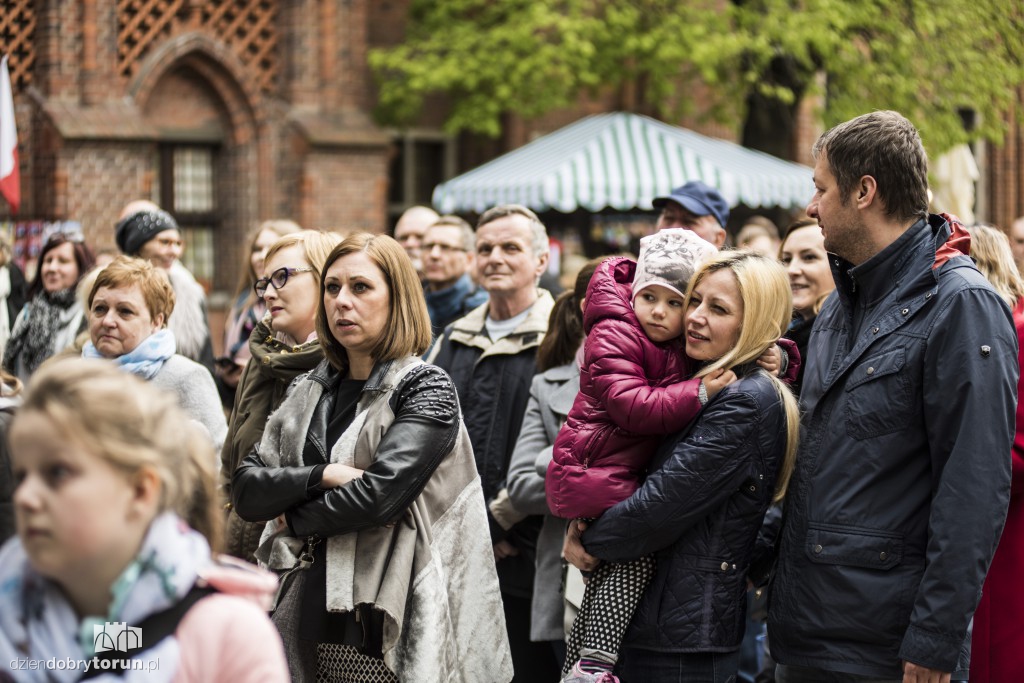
[561,661,620,683]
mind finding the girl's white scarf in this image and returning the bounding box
[0,513,209,682]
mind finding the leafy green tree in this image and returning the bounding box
[369,0,1024,154]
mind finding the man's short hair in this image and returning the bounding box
[477,204,549,257]
[812,110,929,224]
[428,215,475,252]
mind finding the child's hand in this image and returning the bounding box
[702,368,737,399]
[757,344,783,375]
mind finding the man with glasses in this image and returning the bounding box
[422,215,488,336]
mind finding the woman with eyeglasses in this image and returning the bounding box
[221,230,342,563]
[217,220,304,408]
[3,233,96,382]
[82,255,227,455]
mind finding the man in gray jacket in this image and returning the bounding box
[767,111,1018,683]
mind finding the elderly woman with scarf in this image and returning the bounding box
[3,233,96,381]
[232,233,512,683]
[83,256,226,453]
[115,201,215,373]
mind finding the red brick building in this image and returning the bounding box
[0,0,390,297]
[1,0,1021,306]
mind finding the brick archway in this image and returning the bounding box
[128,32,262,145]
[126,33,266,294]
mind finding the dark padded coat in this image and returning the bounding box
[583,368,789,653]
[768,216,1018,678]
[428,291,554,597]
[547,257,701,520]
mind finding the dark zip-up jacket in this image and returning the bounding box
[768,215,1018,678]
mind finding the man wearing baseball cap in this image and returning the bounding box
[652,180,730,248]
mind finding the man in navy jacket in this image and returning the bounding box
[768,111,1017,683]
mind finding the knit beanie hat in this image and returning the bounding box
[115,209,179,256]
[632,228,718,299]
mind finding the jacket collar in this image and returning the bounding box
[541,362,579,382]
[306,356,411,394]
[816,214,967,395]
[831,215,953,313]
[424,273,476,307]
[249,318,324,377]
[544,362,581,416]
[448,289,554,355]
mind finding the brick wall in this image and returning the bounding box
[984,94,1024,230]
[57,142,155,248]
[300,149,389,234]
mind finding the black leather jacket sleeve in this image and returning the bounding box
[231,448,326,522]
[286,364,460,538]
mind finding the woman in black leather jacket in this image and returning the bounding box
[232,233,512,683]
[563,252,800,683]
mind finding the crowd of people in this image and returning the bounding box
[0,108,1020,683]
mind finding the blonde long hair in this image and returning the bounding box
[685,251,801,503]
[17,358,222,549]
[967,224,1024,308]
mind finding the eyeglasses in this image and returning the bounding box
[254,266,314,298]
[422,242,467,255]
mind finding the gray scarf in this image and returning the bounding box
[2,287,79,376]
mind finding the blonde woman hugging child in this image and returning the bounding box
[0,359,288,682]
[547,230,798,682]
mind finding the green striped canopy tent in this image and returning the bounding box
[432,112,813,215]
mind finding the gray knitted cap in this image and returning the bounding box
[632,228,718,298]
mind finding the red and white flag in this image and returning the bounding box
[0,55,20,215]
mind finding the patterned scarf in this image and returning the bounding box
[82,328,177,380]
[0,513,209,682]
[2,287,79,376]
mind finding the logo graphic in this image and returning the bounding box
[93,622,142,653]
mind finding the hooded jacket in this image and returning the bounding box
[546,257,701,519]
[220,317,324,561]
[767,215,1018,678]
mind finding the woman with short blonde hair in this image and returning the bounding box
[83,255,227,454]
[219,219,304,405]
[221,229,343,562]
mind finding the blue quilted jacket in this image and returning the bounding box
[583,368,788,652]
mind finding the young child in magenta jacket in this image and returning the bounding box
[547,229,798,682]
